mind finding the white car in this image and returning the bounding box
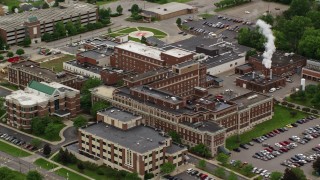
[269,88,276,93]
[245,11,250,14]
[186,168,193,174]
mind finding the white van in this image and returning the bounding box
[269,88,276,93]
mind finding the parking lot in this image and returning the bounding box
[0,130,40,152]
[0,87,12,97]
[230,116,320,178]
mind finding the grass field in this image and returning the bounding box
[199,13,215,19]
[0,140,31,157]
[34,158,58,170]
[0,167,26,180]
[226,105,309,149]
[117,28,139,34]
[137,27,167,36]
[1,0,20,9]
[0,82,19,90]
[36,123,65,141]
[286,96,313,109]
[40,55,75,72]
[54,168,88,180]
[96,0,117,6]
[108,27,167,40]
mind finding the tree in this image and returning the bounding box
[30,138,42,148]
[237,27,266,51]
[0,55,4,60]
[228,172,238,180]
[259,14,274,26]
[313,157,320,174]
[42,3,49,9]
[81,77,102,94]
[160,162,175,174]
[141,36,147,44]
[168,131,182,144]
[90,101,110,117]
[44,123,56,140]
[131,4,140,14]
[15,49,25,55]
[298,28,320,59]
[53,0,59,7]
[144,173,154,180]
[54,21,66,37]
[234,160,242,168]
[190,144,212,158]
[26,171,43,180]
[311,92,320,109]
[22,36,31,47]
[243,164,254,176]
[285,0,311,18]
[43,144,51,156]
[41,33,52,42]
[77,162,85,172]
[125,172,140,180]
[31,117,49,135]
[73,116,88,129]
[0,167,16,180]
[65,21,77,36]
[116,5,123,15]
[176,18,182,27]
[214,167,226,179]
[216,153,229,165]
[270,171,283,180]
[0,37,7,50]
[6,51,13,58]
[282,168,307,180]
[198,159,206,169]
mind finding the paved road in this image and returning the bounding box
[0,87,12,97]
[188,155,248,180]
[230,118,320,179]
[0,151,63,180]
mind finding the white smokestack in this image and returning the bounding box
[252,71,255,79]
[301,78,306,91]
[269,69,272,80]
[256,19,276,69]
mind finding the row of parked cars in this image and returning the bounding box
[281,152,320,168]
[186,168,214,180]
[254,140,298,161]
[0,133,37,151]
[251,167,271,178]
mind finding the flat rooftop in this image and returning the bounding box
[251,51,307,67]
[65,60,102,74]
[162,48,193,58]
[230,92,271,109]
[5,89,48,106]
[132,85,183,104]
[11,60,76,82]
[181,121,224,133]
[91,85,116,99]
[82,122,169,153]
[89,38,119,47]
[124,68,169,82]
[236,64,252,71]
[143,2,195,15]
[78,49,113,60]
[173,60,198,68]
[98,107,141,122]
[238,72,285,85]
[166,143,186,154]
[116,42,163,61]
[0,2,96,31]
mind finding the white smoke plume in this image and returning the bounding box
[256,19,276,69]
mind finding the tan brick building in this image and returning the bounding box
[5,81,80,129]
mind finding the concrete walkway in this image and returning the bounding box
[0,85,14,92]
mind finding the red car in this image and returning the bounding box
[273,129,280,134]
[283,141,290,145]
[279,142,287,146]
[280,148,288,152]
[200,174,208,180]
[265,148,273,152]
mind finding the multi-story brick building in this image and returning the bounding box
[110,42,194,73]
[8,60,84,90]
[66,107,187,177]
[302,60,320,81]
[0,2,97,45]
[91,84,274,155]
[5,81,80,130]
[248,51,307,77]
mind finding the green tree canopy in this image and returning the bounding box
[259,14,274,26]
[237,27,266,51]
[0,167,16,180]
[270,171,283,180]
[65,21,77,36]
[16,49,25,55]
[243,164,254,176]
[198,159,206,169]
[285,0,311,18]
[31,117,50,135]
[214,167,226,179]
[26,171,43,180]
[176,18,182,27]
[282,168,307,180]
[81,78,102,94]
[90,101,110,117]
[298,28,320,59]
[6,51,13,58]
[190,143,212,158]
[160,162,175,174]
[168,131,182,144]
[43,143,51,156]
[44,123,56,140]
[116,5,123,15]
[73,115,88,129]
[228,171,238,180]
[313,157,320,174]
[54,21,66,37]
[216,153,229,165]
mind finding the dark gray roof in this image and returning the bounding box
[206,75,223,82]
[78,50,112,60]
[146,36,166,47]
[237,72,285,85]
[235,63,252,71]
[181,121,224,133]
[251,51,306,67]
[65,60,102,74]
[98,107,140,122]
[174,60,198,68]
[81,122,169,153]
[166,143,186,154]
[230,91,271,110]
[125,68,169,82]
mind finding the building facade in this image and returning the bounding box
[68,107,187,177]
[302,60,320,81]
[0,2,97,45]
[5,81,80,129]
[8,60,83,90]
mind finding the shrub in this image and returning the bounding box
[281,101,288,106]
[296,106,300,109]
[83,161,98,171]
[302,107,310,112]
[287,103,295,108]
[96,168,104,175]
[311,109,318,114]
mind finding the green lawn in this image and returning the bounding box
[0,140,31,157]
[128,36,141,42]
[34,158,58,170]
[138,27,167,36]
[40,55,75,72]
[96,0,117,6]
[36,123,65,141]
[286,96,314,108]
[199,13,214,19]
[0,167,26,180]
[117,27,139,34]
[221,164,256,178]
[1,0,20,10]
[226,105,309,150]
[0,82,19,90]
[54,168,89,180]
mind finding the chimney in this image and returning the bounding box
[269,69,272,80]
[252,71,255,79]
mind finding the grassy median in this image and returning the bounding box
[226,105,309,150]
[34,158,58,170]
[54,168,89,180]
[0,140,31,157]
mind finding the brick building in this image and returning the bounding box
[91,85,274,155]
[110,42,194,74]
[66,107,187,177]
[8,60,84,90]
[5,81,80,130]
[248,51,307,77]
[301,60,320,81]
[0,2,97,45]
